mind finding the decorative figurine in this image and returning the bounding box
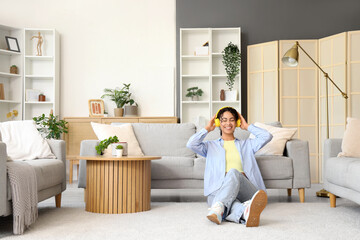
[31,32,43,56]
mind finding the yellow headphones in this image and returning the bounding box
[214,106,241,127]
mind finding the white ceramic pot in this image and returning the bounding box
[191,95,199,101]
[225,90,237,101]
[111,142,128,156]
[116,149,123,157]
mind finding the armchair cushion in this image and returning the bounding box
[325,156,360,192]
[26,159,65,191]
[338,117,360,158]
[0,120,55,161]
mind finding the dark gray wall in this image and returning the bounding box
[176,0,360,119]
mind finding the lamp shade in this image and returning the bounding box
[282,43,299,67]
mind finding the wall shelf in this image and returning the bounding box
[180,27,241,124]
[0,100,21,104]
[0,72,21,78]
[0,24,23,122]
[25,55,54,61]
[0,49,22,56]
[25,75,53,80]
[25,101,54,104]
[182,101,209,104]
[23,28,59,120]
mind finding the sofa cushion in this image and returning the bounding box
[151,156,205,180]
[256,155,293,180]
[132,123,196,157]
[91,122,144,156]
[325,157,360,192]
[25,159,65,191]
[251,122,297,156]
[338,117,360,158]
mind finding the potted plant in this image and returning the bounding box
[186,87,204,101]
[101,83,132,117]
[222,42,241,101]
[115,144,123,157]
[10,65,18,74]
[95,136,119,155]
[111,142,128,156]
[124,85,138,117]
[33,113,68,139]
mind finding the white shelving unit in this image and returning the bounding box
[180,28,241,125]
[23,28,59,120]
[0,24,23,122]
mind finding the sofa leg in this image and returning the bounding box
[329,193,336,208]
[55,193,62,208]
[287,189,292,196]
[298,188,305,203]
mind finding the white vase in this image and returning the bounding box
[225,90,237,101]
[111,142,128,156]
[191,96,199,101]
[116,149,123,157]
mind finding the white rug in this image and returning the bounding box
[1,185,360,240]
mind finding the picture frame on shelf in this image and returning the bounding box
[5,36,20,52]
[88,99,105,117]
[0,83,4,100]
[26,89,41,102]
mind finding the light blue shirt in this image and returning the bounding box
[186,124,273,196]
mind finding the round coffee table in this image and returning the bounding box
[77,155,161,214]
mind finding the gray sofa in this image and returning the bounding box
[324,138,360,207]
[78,123,311,202]
[0,139,66,217]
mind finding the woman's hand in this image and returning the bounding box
[205,114,216,132]
[238,113,249,130]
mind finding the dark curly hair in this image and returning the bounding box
[216,107,239,135]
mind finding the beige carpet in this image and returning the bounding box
[1,184,360,240]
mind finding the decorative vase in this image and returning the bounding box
[220,89,225,101]
[116,149,123,157]
[124,105,138,117]
[10,66,18,74]
[191,95,199,101]
[38,94,46,102]
[114,108,124,117]
[225,90,237,101]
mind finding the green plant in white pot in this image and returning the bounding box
[222,42,241,101]
[115,144,123,157]
[186,87,204,101]
[101,83,132,117]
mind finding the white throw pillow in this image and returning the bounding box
[250,122,297,156]
[0,120,55,161]
[91,122,144,156]
[338,118,360,158]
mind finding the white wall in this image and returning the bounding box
[0,0,176,117]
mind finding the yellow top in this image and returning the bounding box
[223,140,243,173]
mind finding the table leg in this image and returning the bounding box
[69,159,73,184]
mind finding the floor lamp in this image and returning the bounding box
[282,41,348,197]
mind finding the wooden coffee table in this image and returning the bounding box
[76,155,161,214]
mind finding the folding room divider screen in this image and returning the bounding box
[247,30,360,183]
